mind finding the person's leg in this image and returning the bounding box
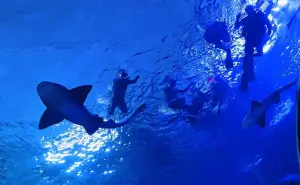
[243,55,255,81]
[244,39,255,80]
[169,98,190,110]
[254,37,265,57]
[244,39,255,57]
[241,73,249,92]
[108,101,117,115]
[118,99,128,114]
[225,49,233,69]
[220,23,231,43]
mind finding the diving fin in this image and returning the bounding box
[70,85,93,104]
[255,111,266,128]
[39,108,64,130]
[251,101,262,111]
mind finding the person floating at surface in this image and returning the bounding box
[188,88,208,117]
[235,5,272,57]
[108,69,140,116]
[208,76,229,114]
[235,5,272,91]
[204,21,234,70]
[164,77,193,111]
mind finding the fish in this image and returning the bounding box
[242,79,297,129]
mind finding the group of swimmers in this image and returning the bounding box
[204,4,273,91]
[107,3,274,120]
[37,2,293,135]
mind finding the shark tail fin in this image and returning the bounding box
[250,101,267,128]
[256,111,266,128]
[39,108,64,130]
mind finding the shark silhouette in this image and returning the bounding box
[37,81,145,135]
[242,79,297,129]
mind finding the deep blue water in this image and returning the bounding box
[0,0,300,185]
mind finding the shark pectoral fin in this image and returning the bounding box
[256,111,266,128]
[39,109,64,130]
[70,85,93,104]
[251,101,262,111]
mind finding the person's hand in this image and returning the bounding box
[135,76,140,80]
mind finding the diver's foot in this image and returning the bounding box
[241,74,249,92]
[225,51,233,69]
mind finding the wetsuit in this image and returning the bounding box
[204,21,233,69]
[108,76,139,115]
[236,9,272,57]
[204,21,231,50]
[235,8,272,90]
[164,84,191,110]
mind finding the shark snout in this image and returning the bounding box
[37,82,47,91]
[37,81,53,95]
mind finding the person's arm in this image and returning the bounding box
[127,76,140,84]
[176,83,193,93]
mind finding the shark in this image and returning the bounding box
[242,79,297,129]
[37,81,145,135]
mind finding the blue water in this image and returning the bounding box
[0,0,300,184]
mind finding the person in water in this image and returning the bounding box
[188,87,208,116]
[235,5,272,91]
[164,77,193,111]
[108,69,140,115]
[208,76,229,114]
[235,5,272,57]
[204,21,233,69]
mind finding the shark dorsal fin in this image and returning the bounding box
[70,85,93,104]
[251,101,262,111]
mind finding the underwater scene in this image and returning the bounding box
[0,0,300,184]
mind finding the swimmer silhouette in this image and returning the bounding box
[108,69,140,115]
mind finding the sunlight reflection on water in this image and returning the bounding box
[41,123,123,174]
